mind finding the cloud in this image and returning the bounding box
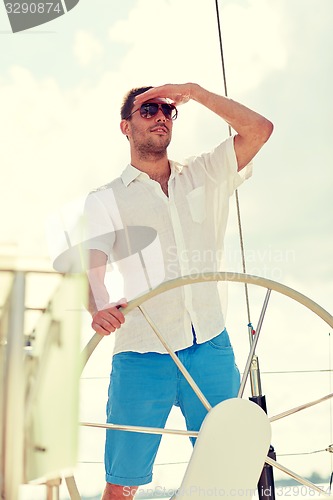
[73,30,104,67]
[108,0,288,95]
[221,0,288,93]
[0,66,128,260]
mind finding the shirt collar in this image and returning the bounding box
[171,161,184,174]
[121,164,143,187]
[120,161,185,187]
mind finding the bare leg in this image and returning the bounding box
[101,483,138,500]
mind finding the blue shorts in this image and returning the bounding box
[104,329,240,486]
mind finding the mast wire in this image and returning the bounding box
[328,332,333,492]
[214,0,251,325]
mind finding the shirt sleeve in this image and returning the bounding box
[83,191,116,257]
[188,136,253,196]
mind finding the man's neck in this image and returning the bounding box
[131,153,171,196]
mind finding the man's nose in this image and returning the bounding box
[155,115,166,123]
[155,108,167,122]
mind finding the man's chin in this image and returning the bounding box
[150,136,171,151]
[136,136,171,157]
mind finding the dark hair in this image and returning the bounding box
[120,86,153,120]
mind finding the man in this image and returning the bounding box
[84,83,273,500]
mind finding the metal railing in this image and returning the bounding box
[0,268,83,500]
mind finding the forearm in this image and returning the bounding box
[189,83,272,140]
[86,249,109,316]
[86,261,127,335]
[88,280,109,316]
[190,83,273,169]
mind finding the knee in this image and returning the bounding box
[102,482,138,500]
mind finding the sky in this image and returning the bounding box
[1,0,333,498]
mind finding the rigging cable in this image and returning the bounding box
[328,332,333,493]
[214,0,251,326]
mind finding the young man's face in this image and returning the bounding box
[121,98,174,156]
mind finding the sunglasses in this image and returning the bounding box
[126,102,178,121]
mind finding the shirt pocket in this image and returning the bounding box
[186,186,206,223]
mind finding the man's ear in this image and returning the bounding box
[120,119,130,138]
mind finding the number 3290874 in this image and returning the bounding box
[5,3,62,14]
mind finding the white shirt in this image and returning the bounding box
[84,136,252,354]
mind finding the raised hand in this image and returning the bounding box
[134,83,193,106]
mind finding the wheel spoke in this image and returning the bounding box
[138,305,212,411]
[270,392,333,422]
[265,456,331,496]
[81,421,198,438]
[238,289,271,397]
